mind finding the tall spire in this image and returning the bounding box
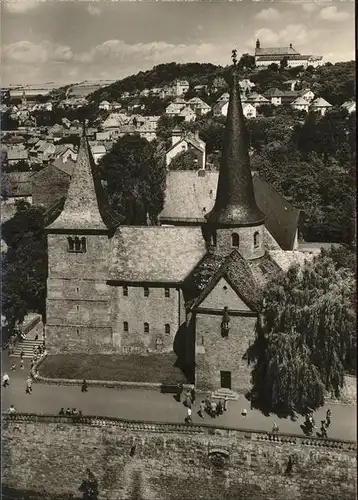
[205,50,264,227]
[47,127,107,231]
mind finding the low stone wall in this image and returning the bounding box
[2,413,356,500]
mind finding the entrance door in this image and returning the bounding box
[220,371,231,390]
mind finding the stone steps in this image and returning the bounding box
[211,388,239,401]
[10,339,44,359]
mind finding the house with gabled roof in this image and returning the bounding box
[178,106,197,122]
[166,130,206,169]
[247,92,269,107]
[264,88,285,106]
[341,100,356,114]
[291,96,310,112]
[310,97,332,116]
[187,97,211,116]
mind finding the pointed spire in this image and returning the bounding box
[47,127,107,231]
[205,51,264,227]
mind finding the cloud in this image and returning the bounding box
[255,8,282,22]
[3,0,40,14]
[302,3,318,13]
[3,41,73,64]
[247,24,321,49]
[319,6,350,22]
[87,5,101,16]
[75,39,224,66]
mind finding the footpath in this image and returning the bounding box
[2,356,356,442]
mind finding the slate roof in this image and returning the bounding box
[1,172,33,198]
[46,133,108,231]
[265,88,285,97]
[190,250,263,312]
[6,148,29,162]
[52,158,75,176]
[167,132,205,154]
[109,226,207,283]
[255,46,299,56]
[159,171,300,250]
[291,97,309,106]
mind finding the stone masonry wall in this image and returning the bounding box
[2,418,356,500]
[46,233,112,353]
[195,313,258,392]
[112,285,184,353]
[216,224,265,259]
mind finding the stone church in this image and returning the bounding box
[45,63,299,394]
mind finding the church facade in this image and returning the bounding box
[45,61,291,393]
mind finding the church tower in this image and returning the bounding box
[205,52,265,260]
[45,128,113,353]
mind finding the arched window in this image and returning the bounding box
[74,237,81,252]
[231,233,240,248]
[123,321,128,332]
[164,288,170,298]
[165,324,170,334]
[67,237,74,252]
[254,231,260,248]
[144,322,149,334]
[123,285,128,296]
[144,287,149,297]
[81,237,87,253]
[155,337,163,350]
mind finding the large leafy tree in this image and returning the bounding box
[98,134,166,225]
[253,251,355,412]
[1,201,47,339]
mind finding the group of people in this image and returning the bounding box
[58,407,83,417]
[177,385,229,424]
[302,408,332,437]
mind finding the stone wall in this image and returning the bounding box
[2,415,356,500]
[112,285,185,353]
[46,233,112,353]
[215,224,265,259]
[195,312,257,392]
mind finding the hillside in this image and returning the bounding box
[89,62,228,101]
[89,60,355,106]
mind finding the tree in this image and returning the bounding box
[98,134,166,224]
[1,201,47,338]
[169,148,201,171]
[252,253,355,413]
[280,56,288,72]
[268,63,279,73]
[238,53,255,70]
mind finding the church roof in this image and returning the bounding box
[109,226,207,283]
[190,249,263,312]
[205,63,264,227]
[46,131,108,232]
[255,46,299,57]
[159,171,300,250]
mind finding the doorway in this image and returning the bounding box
[220,371,231,390]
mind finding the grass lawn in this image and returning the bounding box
[40,353,189,384]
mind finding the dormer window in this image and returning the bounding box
[68,236,87,253]
[231,233,240,248]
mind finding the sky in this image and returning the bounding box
[1,0,355,86]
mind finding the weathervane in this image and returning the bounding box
[231,49,237,67]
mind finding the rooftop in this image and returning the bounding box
[109,226,206,283]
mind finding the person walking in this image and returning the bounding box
[272,423,279,434]
[10,361,16,371]
[190,386,196,405]
[186,406,192,424]
[8,405,16,414]
[59,408,65,416]
[326,408,332,428]
[223,396,228,412]
[20,350,24,361]
[210,400,217,418]
[320,421,328,438]
[81,379,88,392]
[185,390,191,408]
[3,373,10,388]
[216,400,222,416]
[20,358,24,370]
[26,376,32,394]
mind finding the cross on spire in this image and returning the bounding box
[231,49,237,66]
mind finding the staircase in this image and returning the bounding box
[211,388,239,401]
[10,338,44,359]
